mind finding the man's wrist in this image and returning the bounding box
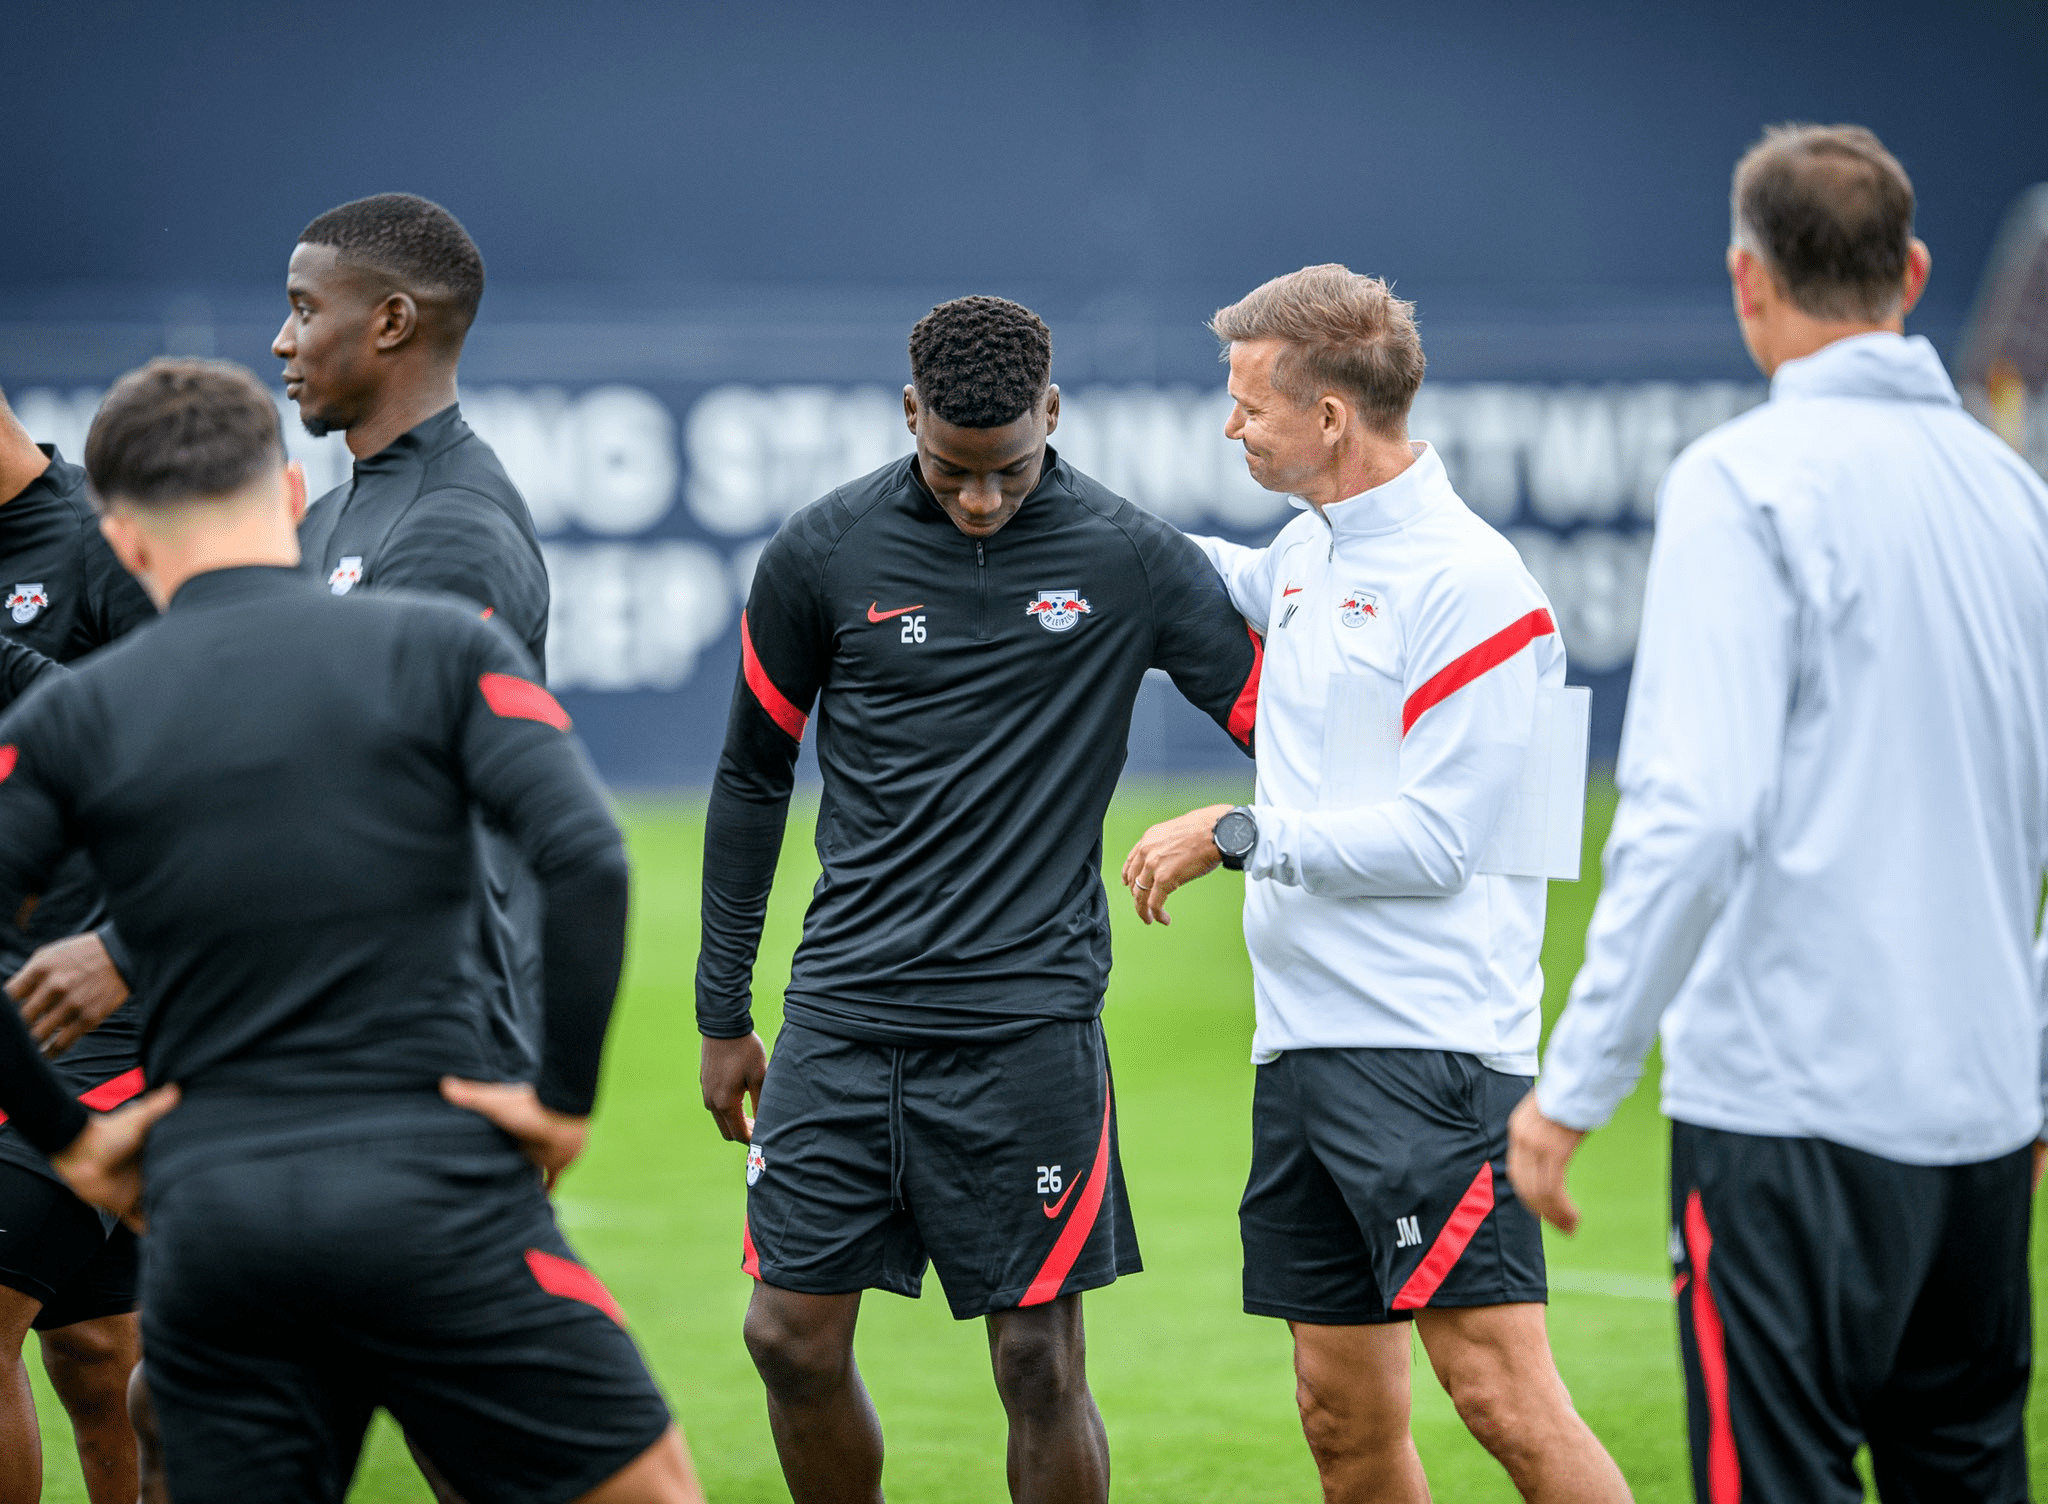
[698,1017,756,1041]
[1212,806,1258,872]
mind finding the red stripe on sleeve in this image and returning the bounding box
[1684,1190,1742,1504]
[1391,1162,1496,1310]
[479,673,572,731]
[0,745,17,784]
[1020,1077,1113,1306]
[1226,626,1263,746]
[525,1248,626,1325]
[1401,609,1556,736]
[740,611,809,742]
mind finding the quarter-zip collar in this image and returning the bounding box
[1769,331,1960,409]
[351,402,467,479]
[906,445,1071,533]
[168,564,315,613]
[1288,442,1450,540]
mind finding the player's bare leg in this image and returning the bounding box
[985,1294,1107,1504]
[1413,1304,1629,1503]
[744,1284,883,1504]
[573,1424,704,1503]
[37,1313,140,1504]
[1289,1321,1431,1504]
[127,1364,168,1504]
[0,1288,44,1504]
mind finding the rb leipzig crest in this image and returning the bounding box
[1024,588,1092,633]
[6,585,48,625]
[328,557,365,596]
[1338,588,1380,628]
[746,1142,768,1186]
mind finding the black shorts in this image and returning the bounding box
[744,1018,1140,1319]
[1240,1048,1545,1324]
[1671,1122,2030,1504]
[141,1112,671,1504]
[0,1159,139,1331]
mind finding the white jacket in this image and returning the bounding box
[1537,334,2048,1165]
[1196,443,1564,1071]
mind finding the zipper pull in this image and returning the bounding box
[977,542,985,566]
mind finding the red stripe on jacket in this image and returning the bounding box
[479,673,572,731]
[1402,609,1556,736]
[740,611,809,742]
[1226,626,1263,747]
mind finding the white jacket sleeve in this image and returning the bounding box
[1535,454,1795,1131]
[1187,533,1277,632]
[1246,555,1548,898]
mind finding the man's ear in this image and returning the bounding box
[1319,392,1350,447]
[1729,246,1774,322]
[371,292,420,352]
[902,384,920,437]
[98,510,151,585]
[1043,384,1061,437]
[1900,238,1932,318]
[284,461,308,525]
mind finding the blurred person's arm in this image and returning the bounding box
[1533,457,1794,1133]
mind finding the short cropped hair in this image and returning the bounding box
[909,296,1053,428]
[1211,265,1426,437]
[1733,124,1915,322]
[300,193,486,335]
[84,359,283,508]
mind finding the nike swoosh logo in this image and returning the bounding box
[866,602,926,623]
[1281,586,1302,597]
[1042,1170,1084,1219]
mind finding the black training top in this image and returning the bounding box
[298,403,553,1078]
[0,446,157,1180]
[695,449,1260,1046]
[0,566,626,1175]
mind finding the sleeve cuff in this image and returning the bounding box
[696,1013,756,1040]
[94,924,133,987]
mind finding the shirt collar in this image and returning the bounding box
[353,403,466,477]
[167,565,317,613]
[1769,332,1961,409]
[1289,442,1449,536]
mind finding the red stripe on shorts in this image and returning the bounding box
[741,1215,761,1279]
[1391,1162,1496,1310]
[525,1248,625,1325]
[1684,1190,1741,1504]
[1020,1076,1112,1306]
[0,1067,148,1129]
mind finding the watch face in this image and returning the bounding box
[1216,809,1256,855]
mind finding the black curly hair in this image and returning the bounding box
[908,296,1052,428]
[299,193,486,336]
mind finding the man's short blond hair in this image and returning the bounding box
[1210,264,1426,437]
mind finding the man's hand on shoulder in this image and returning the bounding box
[440,1078,589,1191]
[1506,1091,1587,1235]
[49,1084,181,1233]
[701,1032,768,1144]
[12,932,130,1057]
[1121,804,1232,926]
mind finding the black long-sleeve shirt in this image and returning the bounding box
[297,403,553,1081]
[0,446,159,1178]
[0,566,625,1174]
[696,449,1261,1046]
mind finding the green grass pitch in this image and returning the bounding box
[28,779,2048,1500]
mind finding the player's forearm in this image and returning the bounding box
[0,994,87,1155]
[695,779,792,1038]
[533,841,631,1117]
[1535,795,1744,1130]
[0,634,62,710]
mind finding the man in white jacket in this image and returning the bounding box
[1125,265,1628,1504]
[1511,125,2048,1503]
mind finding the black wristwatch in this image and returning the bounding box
[1213,806,1258,872]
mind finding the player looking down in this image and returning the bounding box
[1123,265,1630,1503]
[0,358,699,1503]
[697,295,1261,1504]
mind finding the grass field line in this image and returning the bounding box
[1545,1267,1673,1303]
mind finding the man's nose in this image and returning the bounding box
[272,316,294,359]
[959,477,1003,513]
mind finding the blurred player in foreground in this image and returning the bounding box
[698,296,1260,1504]
[1123,266,1629,1503]
[1511,125,2048,1502]
[0,358,698,1503]
[0,384,157,1504]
